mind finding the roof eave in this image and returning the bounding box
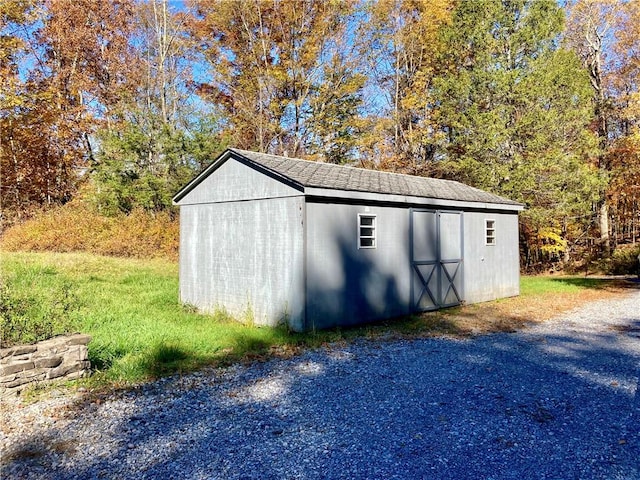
[173,148,524,210]
[304,187,525,211]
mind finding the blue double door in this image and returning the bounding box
[410,209,463,311]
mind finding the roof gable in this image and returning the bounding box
[173,148,523,208]
[173,151,302,205]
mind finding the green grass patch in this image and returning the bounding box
[520,275,588,296]
[520,275,630,296]
[1,262,78,345]
[0,252,307,387]
[1,252,633,390]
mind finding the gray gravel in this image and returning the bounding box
[2,290,639,479]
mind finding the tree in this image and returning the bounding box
[565,0,640,249]
[304,54,365,163]
[1,0,39,223]
[434,0,603,268]
[0,0,137,224]
[607,0,640,245]
[188,0,364,162]
[358,0,454,171]
[608,138,640,244]
[564,0,624,250]
[89,0,228,215]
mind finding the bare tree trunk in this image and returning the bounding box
[599,201,610,251]
[579,11,612,252]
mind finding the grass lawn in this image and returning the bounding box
[1,251,636,390]
[1,252,303,387]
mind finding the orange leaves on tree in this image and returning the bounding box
[0,0,138,225]
[362,0,454,171]
[187,0,362,160]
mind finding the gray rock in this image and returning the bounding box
[33,356,63,369]
[46,362,83,380]
[0,361,35,376]
[0,345,37,359]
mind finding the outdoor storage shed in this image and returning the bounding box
[173,148,525,331]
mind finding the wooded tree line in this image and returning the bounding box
[1,0,639,269]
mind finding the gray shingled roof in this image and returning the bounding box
[229,148,521,206]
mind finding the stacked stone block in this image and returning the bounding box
[0,334,91,399]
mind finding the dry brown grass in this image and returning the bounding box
[0,203,179,260]
[413,279,638,337]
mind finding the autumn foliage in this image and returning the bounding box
[1,0,639,270]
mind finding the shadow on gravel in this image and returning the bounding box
[4,298,640,480]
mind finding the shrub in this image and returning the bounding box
[0,203,111,253]
[604,245,640,275]
[0,273,79,347]
[0,202,179,261]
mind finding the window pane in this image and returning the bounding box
[486,219,496,245]
[358,214,376,249]
[360,238,375,248]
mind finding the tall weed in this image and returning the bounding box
[1,203,179,260]
[0,271,79,347]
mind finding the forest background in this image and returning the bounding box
[1,0,639,272]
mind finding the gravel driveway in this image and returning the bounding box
[2,290,639,480]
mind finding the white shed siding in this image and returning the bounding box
[305,202,412,329]
[179,196,305,330]
[462,211,520,303]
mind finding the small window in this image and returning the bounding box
[358,214,376,249]
[485,219,496,245]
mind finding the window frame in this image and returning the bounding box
[358,214,377,249]
[485,218,496,246]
